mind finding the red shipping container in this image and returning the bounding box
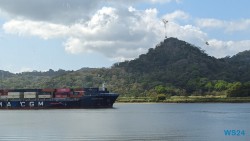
[0,90,3,95]
[56,88,70,93]
[55,92,69,95]
[0,90,8,95]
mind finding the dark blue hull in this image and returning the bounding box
[79,94,119,108]
[0,94,119,109]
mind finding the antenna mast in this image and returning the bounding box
[162,19,168,38]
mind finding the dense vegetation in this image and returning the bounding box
[1,38,250,99]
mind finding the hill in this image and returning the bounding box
[115,38,228,86]
[225,50,250,82]
[112,37,250,96]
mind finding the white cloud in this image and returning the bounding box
[64,7,164,61]
[64,38,91,54]
[205,39,250,58]
[196,18,224,28]
[194,18,250,57]
[149,0,180,3]
[2,0,250,61]
[19,67,33,73]
[3,20,69,39]
[196,18,250,32]
[226,19,250,32]
[2,6,164,61]
[2,7,227,60]
[0,0,101,24]
[0,0,180,24]
[162,10,189,21]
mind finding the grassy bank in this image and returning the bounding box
[117,96,250,103]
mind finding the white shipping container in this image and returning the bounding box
[7,95,20,99]
[24,95,36,98]
[8,92,21,96]
[0,95,8,99]
[24,92,37,95]
[38,95,51,98]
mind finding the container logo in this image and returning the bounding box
[0,101,44,108]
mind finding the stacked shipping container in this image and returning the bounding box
[55,88,70,98]
[70,88,84,98]
[24,92,37,99]
[7,92,22,99]
[0,90,8,99]
[0,88,85,99]
[38,88,53,99]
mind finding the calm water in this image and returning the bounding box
[0,103,249,141]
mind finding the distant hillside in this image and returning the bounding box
[0,37,250,97]
[0,70,14,79]
[0,69,73,89]
[115,38,229,86]
[225,50,250,82]
[112,37,250,96]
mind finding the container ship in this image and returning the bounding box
[0,86,119,109]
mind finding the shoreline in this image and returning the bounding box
[117,96,250,103]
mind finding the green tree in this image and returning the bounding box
[205,81,213,92]
[157,94,166,101]
[227,82,242,97]
[214,80,228,91]
[155,85,166,94]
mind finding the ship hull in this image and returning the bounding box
[0,94,119,109]
[79,94,119,108]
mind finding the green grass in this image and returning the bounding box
[117,96,250,103]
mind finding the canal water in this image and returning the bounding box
[0,103,249,141]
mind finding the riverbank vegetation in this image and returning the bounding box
[117,96,250,103]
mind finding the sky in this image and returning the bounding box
[0,0,250,73]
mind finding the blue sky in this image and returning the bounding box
[0,0,250,73]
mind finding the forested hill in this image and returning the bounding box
[115,37,228,86]
[113,37,250,96]
[1,37,250,97]
[225,50,250,82]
